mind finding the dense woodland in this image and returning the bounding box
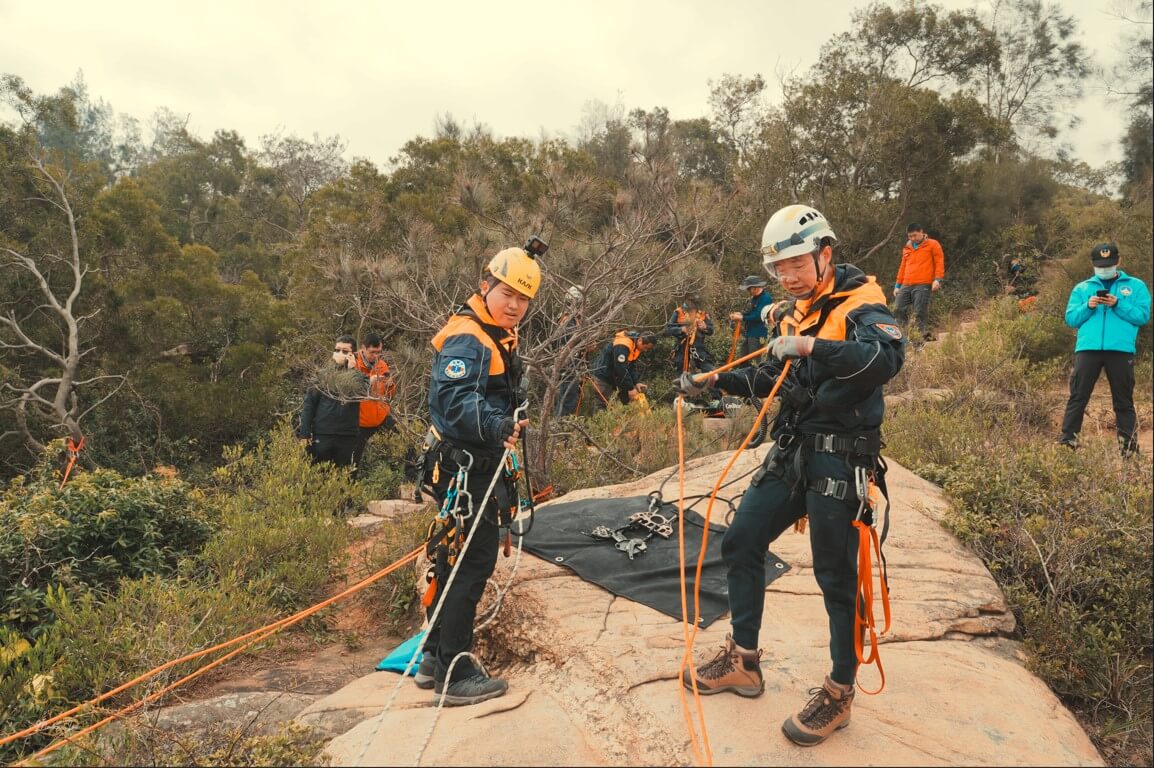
[1,0,1152,764]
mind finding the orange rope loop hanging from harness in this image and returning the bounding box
[852,476,891,695]
[59,435,85,489]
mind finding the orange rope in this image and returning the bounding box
[691,345,767,383]
[853,502,891,694]
[59,436,85,489]
[675,397,709,766]
[675,357,792,766]
[3,546,423,758]
[725,320,741,365]
[586,376,611,408]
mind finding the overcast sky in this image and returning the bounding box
[0,0,1141,171]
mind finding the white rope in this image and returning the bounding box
[352,430,520,767]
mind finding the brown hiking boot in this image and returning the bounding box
[681,634,764,697]
[782,676,854,746]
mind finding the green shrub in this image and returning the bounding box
[886,399,1153,763]
[356,423,414,502]
[199,423,356,611]
[48,574,277,705]
[0,447,212,635]
[546,398,737,494]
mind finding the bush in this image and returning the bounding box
[886,381,1152,764]
[1,424,365,763]
[545,398,741,494]
[199,422,357,611]
[0,446,212,635]
[356,423,416,502]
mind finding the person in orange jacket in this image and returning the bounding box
[352,332,397,472]
[893,222,945,339]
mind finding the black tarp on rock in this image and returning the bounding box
[521,495,789,628]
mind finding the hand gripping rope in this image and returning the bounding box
[354,401,532,768]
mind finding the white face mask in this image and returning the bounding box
[1094,266,1118,280]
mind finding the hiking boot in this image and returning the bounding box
[1056,434,1078,450]
[1120,435,1139,458]
[681,634,764,697]
[782,676,854,746]
[413,655,435,690]
[433,673,508,706]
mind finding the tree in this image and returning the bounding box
[707,73,768,167]
[819,1,1000,90]
[258,130,347,224]
[975,0,1090,154]
[1103,1,1153,197]
[0,142,120,456]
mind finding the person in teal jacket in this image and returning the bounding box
[1058,242,1151,456]
[728,275,776,364]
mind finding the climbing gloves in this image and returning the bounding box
[673,371,707,397]
[767,335,815,360]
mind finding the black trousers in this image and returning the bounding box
[422,457,506,684]
[309,434,358,467]
[739,336,767,367]
[722,449,864,686]
[1060,351,1137,442]
[352,415,397,470]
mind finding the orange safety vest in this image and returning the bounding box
[612,331,641,363]
[431,294,518,375]
[355,352,396,428]
[778,277,889,341]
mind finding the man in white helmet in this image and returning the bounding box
[675,204,905,746]
[413,241,539,706]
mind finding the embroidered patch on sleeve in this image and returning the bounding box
[876,323,903,340]
[444,359,468,379]
[616,354,627,363]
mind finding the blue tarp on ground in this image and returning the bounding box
[377,630,425,674]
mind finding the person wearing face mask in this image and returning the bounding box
[297,335,369,468]
[675,204,905,747]
[412,242,538,707]
[1057,243,1151,456]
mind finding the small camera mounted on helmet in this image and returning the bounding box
[523,235,549,258]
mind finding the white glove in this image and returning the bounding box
[673,372,706,397]
[767,335,815,360]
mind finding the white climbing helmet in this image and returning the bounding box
[760,204,837,278]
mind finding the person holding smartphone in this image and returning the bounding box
[297,334,368,468]
[1058,243,1151,456]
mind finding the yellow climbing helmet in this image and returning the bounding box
[485,246,542,299]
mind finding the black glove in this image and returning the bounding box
[673,371,706,397]
[495,416,516,443]
[778,378,813,410]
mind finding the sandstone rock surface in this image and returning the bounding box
[318,448,1103,767]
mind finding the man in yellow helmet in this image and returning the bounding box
[412,242,541,706]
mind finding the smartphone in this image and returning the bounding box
[1096,289,1110,298]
